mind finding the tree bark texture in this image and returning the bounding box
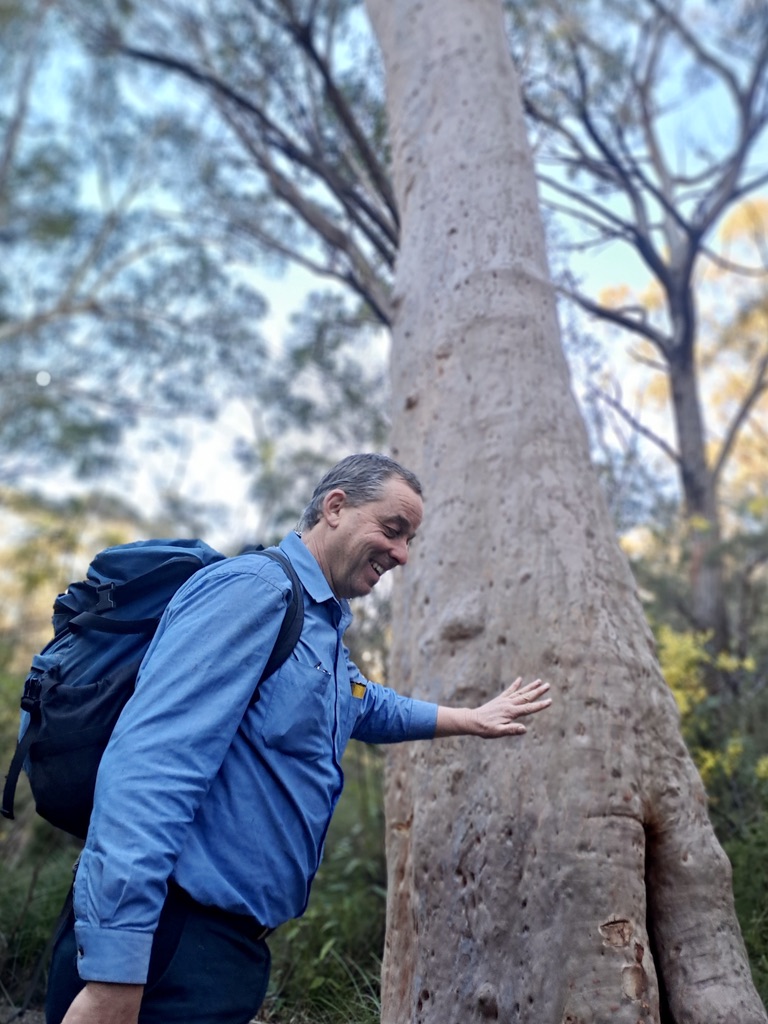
[363,0,766,1021]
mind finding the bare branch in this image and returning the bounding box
[536,173,637,236]
[547,39,692,288]
[235,217,394,325]
[732,167,768,206]
[644,0,741,99]
[647,8,768,233]
[589,385,680,465]
[111,37,397,277]
[558,282,672,357]
[627,346,668,374]
[712,350,768,485]
[566,41,655,239]
[222,108,393,321]
[0,300,105,344]
[700,245,768,278]
[279,3,400,234]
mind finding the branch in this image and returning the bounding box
[535,165,677,282]
[0,300,105,344]
[644,0,740,99]
[559,42,685,288]
[235,217,394,325]
[80,232,201,298]
[536,172,638,237]
[110,43,325,200]
[282,4,400,235]
[0,0,56,196]
[57,166,148,308]
[712,350,768,485]
[0,229,229,347]
[524,93,633,193]
[558,283,672,357]
[589,385,680,465]
[113,37,397,269]
[641,4,768,235]
[529,5,768,289]
[731,167,768,207]
[224,110,393,322]
[226,101,396,270]
[566,42,654,236]
[626,346,668,374]
[700,244,768,278]
[589,21,696,246]
[634,17,675,203]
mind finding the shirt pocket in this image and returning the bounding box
[336,674,365,750]
[259,655,335,761]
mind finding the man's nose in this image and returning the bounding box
[391,537,409,566]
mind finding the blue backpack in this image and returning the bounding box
[1,539,304,838]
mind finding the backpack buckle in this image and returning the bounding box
[94,583,117,612]
[20,673,43,713]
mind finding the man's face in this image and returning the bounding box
[322,475,424,599]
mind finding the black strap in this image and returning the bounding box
[92,555,211,610]
[254,549,304,686]
[69,611,159,634]
[67,555,215,635]
[1,717,38,822]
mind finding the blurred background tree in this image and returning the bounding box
[1,0,766,1020]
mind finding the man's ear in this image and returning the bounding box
[321,488,348,527]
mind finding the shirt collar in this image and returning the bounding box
[279,531,348,617]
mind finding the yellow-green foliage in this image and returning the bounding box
[697,736,745,792]
[656,625,759,793]
[656,625,709,717]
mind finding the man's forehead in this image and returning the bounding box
[375,479,423,530]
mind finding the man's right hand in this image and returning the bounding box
[61,981,144,1024]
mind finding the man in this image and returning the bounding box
[48,453,551,1024]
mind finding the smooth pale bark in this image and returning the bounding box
[363,0,766,1021]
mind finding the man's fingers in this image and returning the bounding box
[506,681,551,719]
[517,697,552,715]
[514,680,550,701]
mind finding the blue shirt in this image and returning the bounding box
[73,531,437,984]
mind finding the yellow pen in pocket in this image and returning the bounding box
[351,681,367,699]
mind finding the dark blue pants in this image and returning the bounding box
[45,884,271,1024]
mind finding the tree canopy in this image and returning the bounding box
[1,0,270,493]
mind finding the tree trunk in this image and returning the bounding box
[364,0,766,1021]
[667,348,730,652]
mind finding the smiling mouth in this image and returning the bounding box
[371,560,385,577]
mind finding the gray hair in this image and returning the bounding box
[298,453,422,532]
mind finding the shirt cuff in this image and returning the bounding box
[74,922,154,984]
[408,699,439,739]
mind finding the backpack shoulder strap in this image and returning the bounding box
[255,548,305,685]
[2,714,36,821]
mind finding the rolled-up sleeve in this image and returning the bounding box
[350,680,438,744]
